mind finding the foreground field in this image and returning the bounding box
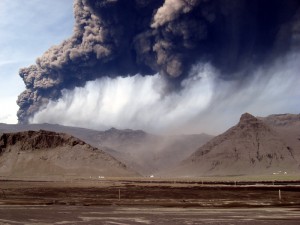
[1,205,300,225]
[0,179,300,224]
[0,179,300,207]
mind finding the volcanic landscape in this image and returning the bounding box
[1,0,300,224]
[1,113,300,224]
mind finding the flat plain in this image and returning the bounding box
[0,178,300,224]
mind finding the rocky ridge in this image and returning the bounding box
[0,130,86,152]
[259,113,300,127]
[0,130,137,179]
[166,113,299,177]
[0,124,213,175]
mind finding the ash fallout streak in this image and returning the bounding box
[17,0,300,130]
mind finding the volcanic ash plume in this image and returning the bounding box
[17,0,300,124]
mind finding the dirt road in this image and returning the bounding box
[0,206,300,224]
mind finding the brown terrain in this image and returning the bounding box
[1,179,300,207]
[0,130,137,179]
[164,113,300,177]
[95,128,213,175]
[0,113,299,178]
[0,114,300,224]
[1,179,300,224]
[0,123,213,175]
[261,113,300,161]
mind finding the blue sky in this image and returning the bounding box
[0,0,74,123]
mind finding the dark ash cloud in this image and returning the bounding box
[17,0,300,123]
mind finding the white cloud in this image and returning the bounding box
[31,64,215,132]
[0,96,19,124]
[183,52,300,134]
[31,53,300,135]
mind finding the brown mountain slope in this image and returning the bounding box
[260,113,300,128]
[0,130,138,179]
[260,114,300,161]
[165,113,299,177]
[0,124,213,175]
[95,128,213,175]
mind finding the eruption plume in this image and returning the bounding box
[17,0,300,126]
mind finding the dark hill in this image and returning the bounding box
[165,113,299,177]
[0,130,138,179]
[0,124,213,175]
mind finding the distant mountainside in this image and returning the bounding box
[0,124,213,175]
[0,123,103,147]
[0,130,137,179]
[95,128,213,174]
[259,113,300,128]
[2,113,298,178]
[261,114,300,162]
[164,113,300,177]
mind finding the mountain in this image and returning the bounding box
[260,113,300,128]
[0,130,138,179]
[0,123,104,147]
[0,124,213,175]
[96,128,213,175]
[260,114,300,161]
[165,113,300,177]
[1,113,298,178]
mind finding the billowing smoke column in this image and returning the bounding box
[17,0,300,124]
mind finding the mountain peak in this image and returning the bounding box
[0,130,87,151]
[237,112,269,132]
[239,112,257,122]
[176,112,298,176]
[0,130,138,178]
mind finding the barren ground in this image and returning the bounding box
[1,205,300,225]
[0,179,300,224]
